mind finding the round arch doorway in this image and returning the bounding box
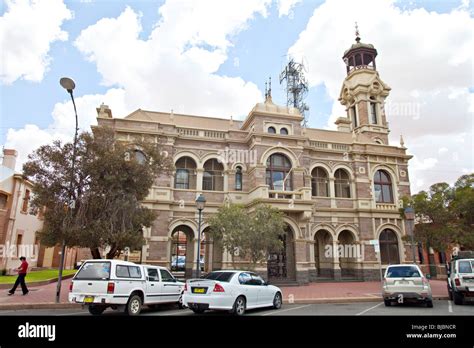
[267,225,296,282]
[170,225,195,279]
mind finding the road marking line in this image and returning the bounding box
[356,302,383,316]
[261,304,311,316]
[448,300,453,313]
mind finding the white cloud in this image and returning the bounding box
[277,0,302,18]
[0,0,72,84]
[5,88,129,171]
[288,0,473,192]
[74,1,270,118]
[5,0,271,170]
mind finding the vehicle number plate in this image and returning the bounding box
[193,288,206,294]
[397,281,408,285]
[84,296,95,303]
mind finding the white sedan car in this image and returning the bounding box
[182,270,282,315]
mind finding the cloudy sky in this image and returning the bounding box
[0,0,473,193]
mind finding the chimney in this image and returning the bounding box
[96,103,113,118]
[2,149,17,170]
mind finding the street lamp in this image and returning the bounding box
[195,194,206,278]
[55,77,79,303]
[404,207,417,263]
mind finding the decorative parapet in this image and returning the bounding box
[177,127,226,139]
[309,140,350,152]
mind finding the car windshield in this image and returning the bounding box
[75,262,111,280]
[458,260,474,273]
[386,266,421,278]
[203,272,235,282]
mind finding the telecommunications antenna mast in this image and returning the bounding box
[279,58,310,127]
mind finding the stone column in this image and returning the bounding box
[196,168,204,192]
[332,240,342,280]
[329,178,336,208]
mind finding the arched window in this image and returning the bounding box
[334,169,351,198]
[266,154,292,191]
[280,127,288,135]
[374,170,393,203]
[133,150,147,164]
[268,126,276,134]
[235,166,242,191]
[311,167,329,197]
[174,157,197,189]
[370,100,378,124]
[203,159,224,191]
[379,229,400,264]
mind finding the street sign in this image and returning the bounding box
[369,239,380,253]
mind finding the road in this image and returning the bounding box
[0,300,473,316]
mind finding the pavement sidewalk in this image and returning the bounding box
[0,278,449,309]
[279,279,448,304]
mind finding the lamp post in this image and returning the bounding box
[404,207,417,263]
[55,77,79,303]
[195,194,206,278]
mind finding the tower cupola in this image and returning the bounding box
[342,23,378,75]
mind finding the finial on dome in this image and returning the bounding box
[400,134,405,148]
[355,21,360,43]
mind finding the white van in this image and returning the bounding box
[69,259,185,315]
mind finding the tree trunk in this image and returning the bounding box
[106,244,118,259]
[90,247,101,259]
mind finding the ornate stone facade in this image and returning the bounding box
[96,37,414,284]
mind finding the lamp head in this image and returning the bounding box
[195,194,206,211]
[404,206,415,220]
[60,77,76,93]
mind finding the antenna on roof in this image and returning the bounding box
[279,58,309,127]
[268,77,272,98]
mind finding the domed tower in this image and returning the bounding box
[338,24,391,144]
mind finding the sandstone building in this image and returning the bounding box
[96,36,414,284]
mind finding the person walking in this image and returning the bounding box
[8,256,29,295]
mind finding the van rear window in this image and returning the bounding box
[75,262,111,280]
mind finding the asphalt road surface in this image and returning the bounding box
[0,300,473,316]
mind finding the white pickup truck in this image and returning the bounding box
[69,259,185,315]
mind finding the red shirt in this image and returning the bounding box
[18,260,28,274]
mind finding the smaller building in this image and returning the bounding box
[0,149,43,273]
[0,148,86,273]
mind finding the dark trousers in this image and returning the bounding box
[9,273,28,294]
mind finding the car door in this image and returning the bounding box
[237,272,259,308]
[251,274,272,306]
[159,269,181,303]
[145,267,161,304]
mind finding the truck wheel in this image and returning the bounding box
[125,294,142,315]
[88,305,106,315]
[425,299,433,308]
[453,291,464,305]
[384,299,391,307]
[177,293,186,309]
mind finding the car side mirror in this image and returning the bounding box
[146,276,150,281]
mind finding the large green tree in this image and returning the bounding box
[23,126,172,259]
[208,203,285,270]
[400,173,474,252]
